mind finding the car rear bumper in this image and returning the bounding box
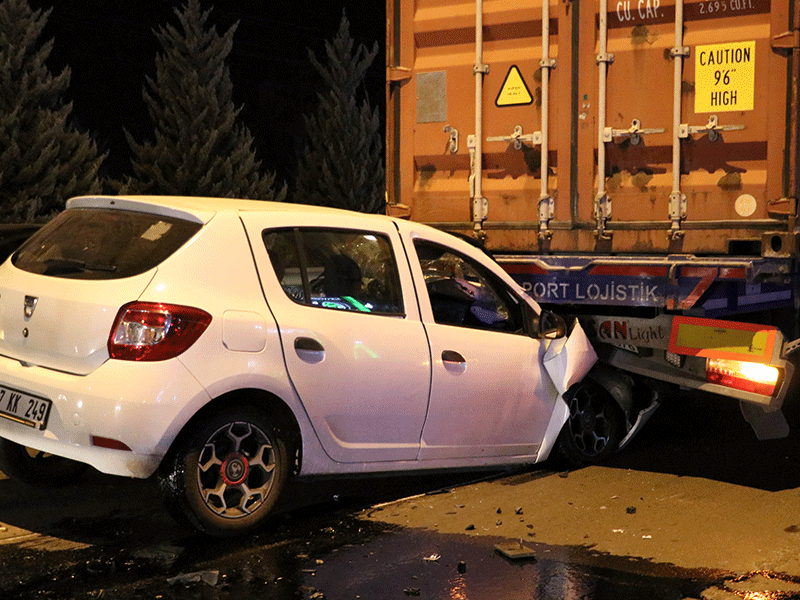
[0,355,210,478]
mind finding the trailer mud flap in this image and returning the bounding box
[739,401,790,441]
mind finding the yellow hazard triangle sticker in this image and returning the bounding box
[496,65,533,107]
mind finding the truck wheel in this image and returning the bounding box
[555,379,624,467]
[0,439,88,486]
[158,405,289,537]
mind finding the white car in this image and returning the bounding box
[0,196,609,537]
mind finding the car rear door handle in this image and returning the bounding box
[295,337,325,363]
[441,350,465,364]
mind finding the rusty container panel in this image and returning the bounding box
[386,0,798,256]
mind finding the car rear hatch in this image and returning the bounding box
[0,204,203,375]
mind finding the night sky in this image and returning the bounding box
[34,0,386,186]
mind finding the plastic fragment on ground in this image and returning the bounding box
[167,570,219,587]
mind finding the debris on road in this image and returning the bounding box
[494,541,536,560]
[166,570,219,587]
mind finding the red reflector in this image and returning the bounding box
[91,436,132,451]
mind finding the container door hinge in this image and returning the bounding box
[387,66,412,82]
[771,30,800,52]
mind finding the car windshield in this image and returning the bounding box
[12,208,202,280]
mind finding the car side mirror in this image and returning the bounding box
[534,310,567,339]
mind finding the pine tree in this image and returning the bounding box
[295,12,384,213]
[0,0,104,222]
[125,0,284,201]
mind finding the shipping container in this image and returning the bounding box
[387,0,798,255]
[386,0,800,440]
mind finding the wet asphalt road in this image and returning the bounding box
[2,390,800,599]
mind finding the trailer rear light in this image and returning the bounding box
[108,302,212,361]
[706,358,780,396]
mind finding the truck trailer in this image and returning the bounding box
[385,0,800,442]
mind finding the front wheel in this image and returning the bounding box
[0,439,88,486]
[158,405,290,537]
[554,379,625,467]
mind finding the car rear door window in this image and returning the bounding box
[12,208,201,280]
[263,228,404,316]
[264,228,404,315]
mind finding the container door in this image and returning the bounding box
[582,0,791,254]
[388,0,796,255]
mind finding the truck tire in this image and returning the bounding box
[554,379,625,467]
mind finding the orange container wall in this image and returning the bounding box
[386,0,797,256]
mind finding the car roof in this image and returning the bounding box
[67,195,399,226]
[67,194,494,262]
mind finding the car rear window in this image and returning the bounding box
[12,208,202,280]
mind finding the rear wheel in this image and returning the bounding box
[555,379,625,467]
[0,439,88,486]
[158,405,289,537]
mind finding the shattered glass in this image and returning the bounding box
[414,241,519,332]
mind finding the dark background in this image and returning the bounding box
[34,0,387,187]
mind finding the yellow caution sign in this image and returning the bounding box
[668,316,777,362]
[496,65,533,107]
[694,41,755,113]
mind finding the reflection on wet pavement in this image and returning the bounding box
[305,528,718,600]
[5,495,800,599]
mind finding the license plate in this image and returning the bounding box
[0,385,51,430]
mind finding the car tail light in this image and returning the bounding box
[706,358,781,396]
[109,302,212,361]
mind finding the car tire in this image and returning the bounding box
[554,379,625,467]
[0,439,89,487]
[157,404,290,537]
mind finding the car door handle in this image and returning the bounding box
[441,350,465,364]
[295,337,325,363]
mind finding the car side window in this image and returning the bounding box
[414,240,525,333]
[263,228,404,316]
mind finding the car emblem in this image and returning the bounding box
[24,296,38,319]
